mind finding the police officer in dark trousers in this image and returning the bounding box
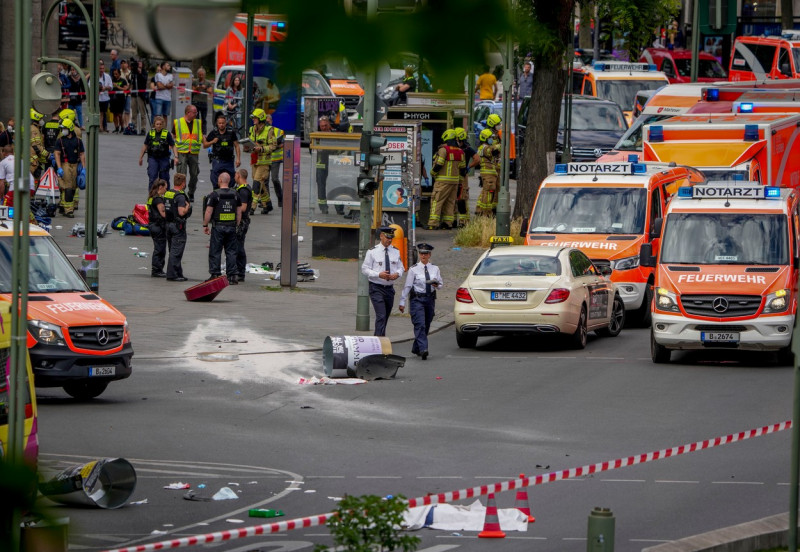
[361,226,404,336]
[164,173,192,281]
[139,115,177,191]
[399,244,443,360]
[203,112,240,190]
[146,178,168,277]
[233,168,252,282]
[203,172,242,285]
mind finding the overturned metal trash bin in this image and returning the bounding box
[355,354,406,380]
[322,336,393,377]
[39,458,137,509]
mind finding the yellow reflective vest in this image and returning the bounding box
[174,117,201,154]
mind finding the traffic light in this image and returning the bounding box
[357,174,379,198]
[359,131,387,172]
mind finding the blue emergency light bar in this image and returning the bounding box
[705,88,720,101]
[627,154,639,163]
[649,126,664,142]
[744,124,759,141]
[739,102,754,113]
[554,163,647,175]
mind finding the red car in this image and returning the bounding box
[639,48,727,84]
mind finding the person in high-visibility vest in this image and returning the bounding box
[427,129,466,230]
[247,108,274,214]
[265,113,284,207]
[475,129,500,216]
[174,104,202,202]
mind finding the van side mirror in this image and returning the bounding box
[649,217,662,240]
[640,243,655,267]
[598,264,613,277]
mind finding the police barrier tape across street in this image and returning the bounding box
[103,420,791,552]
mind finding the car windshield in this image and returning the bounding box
[318,58,357,80]
[474,254,562,276]
[674,58,728,79]
[0,235,90,293]
[561,102,626,131]
[302,73,331,96]
[529,187,647,234]
[698,169,751,182]
[660,213,788,265]
[596,79,666,111]
[615,113,672,151]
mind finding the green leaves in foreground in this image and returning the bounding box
[314,494,420,552]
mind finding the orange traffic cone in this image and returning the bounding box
[478,493,506,538]
[515,474,535,523]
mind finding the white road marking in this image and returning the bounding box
[417,476,464,479]
[356,475,403,479]
[711,481,764,485]
[655,480,699,484]
[602,479,646,482]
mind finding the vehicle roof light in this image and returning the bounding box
[765,186,781,198]
[560,162,639,175]
[489,236,513,248]
[632,163,647,174]
[677,186,693,197]
[744,124,759,141]
[627,154,640,163]
[739,102,754,113]
[649,126,664,142]
[706,88,720,101]
[733,173,745,181]
[554,164,567,174]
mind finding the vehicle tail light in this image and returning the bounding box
[545,288,570,303]
[456,287,473,303]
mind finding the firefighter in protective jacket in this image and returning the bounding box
[427,129,466,230]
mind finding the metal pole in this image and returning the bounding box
[82,0,100,291]
[496,3,513,237]
[563,59,573,164]
[690,0,700,83]
[356,0,378,331]
[790,317,800,552]
[9,0,33,548]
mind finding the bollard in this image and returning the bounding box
[587,507,615,552]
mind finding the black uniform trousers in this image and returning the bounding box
[166,221,187,279]
[235,220,250,278]
[147,156,171,189]
[369,282,395,336]
[149,222,167,274]
[410,293,435,355]
[210,159,235,189]
[209,224,237,277]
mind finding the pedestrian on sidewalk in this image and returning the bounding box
[361,226,404,336]
[202,172,241,285]
[399,244,443,360]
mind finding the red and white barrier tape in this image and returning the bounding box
[104,420,791,552]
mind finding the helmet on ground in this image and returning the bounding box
[251,108,267,122]
[441,129,456,142]
[486,113,501,128]
[61,118,75,132]
[454,127,467,141]
[479,129,493,142]
[30,108,44,122]
[59,108,76,122]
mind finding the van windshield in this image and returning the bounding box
[661,213,788,265]
[0,236,90,293]
[615,114,672,151]
[596,79,666,111]
[529,187,647,234]
[559,103,626,131]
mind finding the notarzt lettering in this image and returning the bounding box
[677,274,768,284]
[692,186,764,198]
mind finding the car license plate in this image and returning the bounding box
[89,365,115,377]
[701,332,740,343]
[491,291,527,301]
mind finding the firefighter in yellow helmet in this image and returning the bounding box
[29,108,48,179]
[453,127,479,227]
[265,112,285,207]
[427,129,466,230]
[54,118,85,218]
[475,129,500,216]
[248,108,274,214]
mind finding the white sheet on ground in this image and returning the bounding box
[403,499,528,532]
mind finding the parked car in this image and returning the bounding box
[454,242,625,349]
[639,48,727,84]
[58,0,108,51]
[517,95,628,162]
[473,100,516,177]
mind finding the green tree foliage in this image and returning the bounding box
[596,0,681,58]
[314,494,420,552]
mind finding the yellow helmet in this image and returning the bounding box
[250,108,267,122]
[441,129,456,142]
[487,113,502,128]
[59,108,77,122]
[61,118,75,132]
[479,129,493,142]
[454,127,467,141]
[30,108,44,122]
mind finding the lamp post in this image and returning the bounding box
[40,0,101,292]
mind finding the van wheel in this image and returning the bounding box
[651,328,670,363]
[456,330,477,349]
[632,284,653,327]
[569,306,588,349]
[597,295,625,337]
[63,381,109,400]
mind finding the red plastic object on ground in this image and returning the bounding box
[184,276,228,302]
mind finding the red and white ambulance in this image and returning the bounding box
[641,182,798,364]
[525,161,704,325]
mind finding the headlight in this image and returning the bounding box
[613,255,640,271]
[655,287,679,312]
[763,289,789,313]
[28,319,66,346]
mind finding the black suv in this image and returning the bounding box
[58,0,108,51]
[517,95,628,162]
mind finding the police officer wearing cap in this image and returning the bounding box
[399,244,443,360]
[361,226,404,336]
[203,172,242,285]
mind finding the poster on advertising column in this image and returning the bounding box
[245,41,300,137]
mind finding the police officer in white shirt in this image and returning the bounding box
[399,243,443,359]
[361,226,405,336]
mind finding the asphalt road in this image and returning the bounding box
[37,326,793,552]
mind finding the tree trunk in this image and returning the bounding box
[515,0,574,222]
[782,0,794,31]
